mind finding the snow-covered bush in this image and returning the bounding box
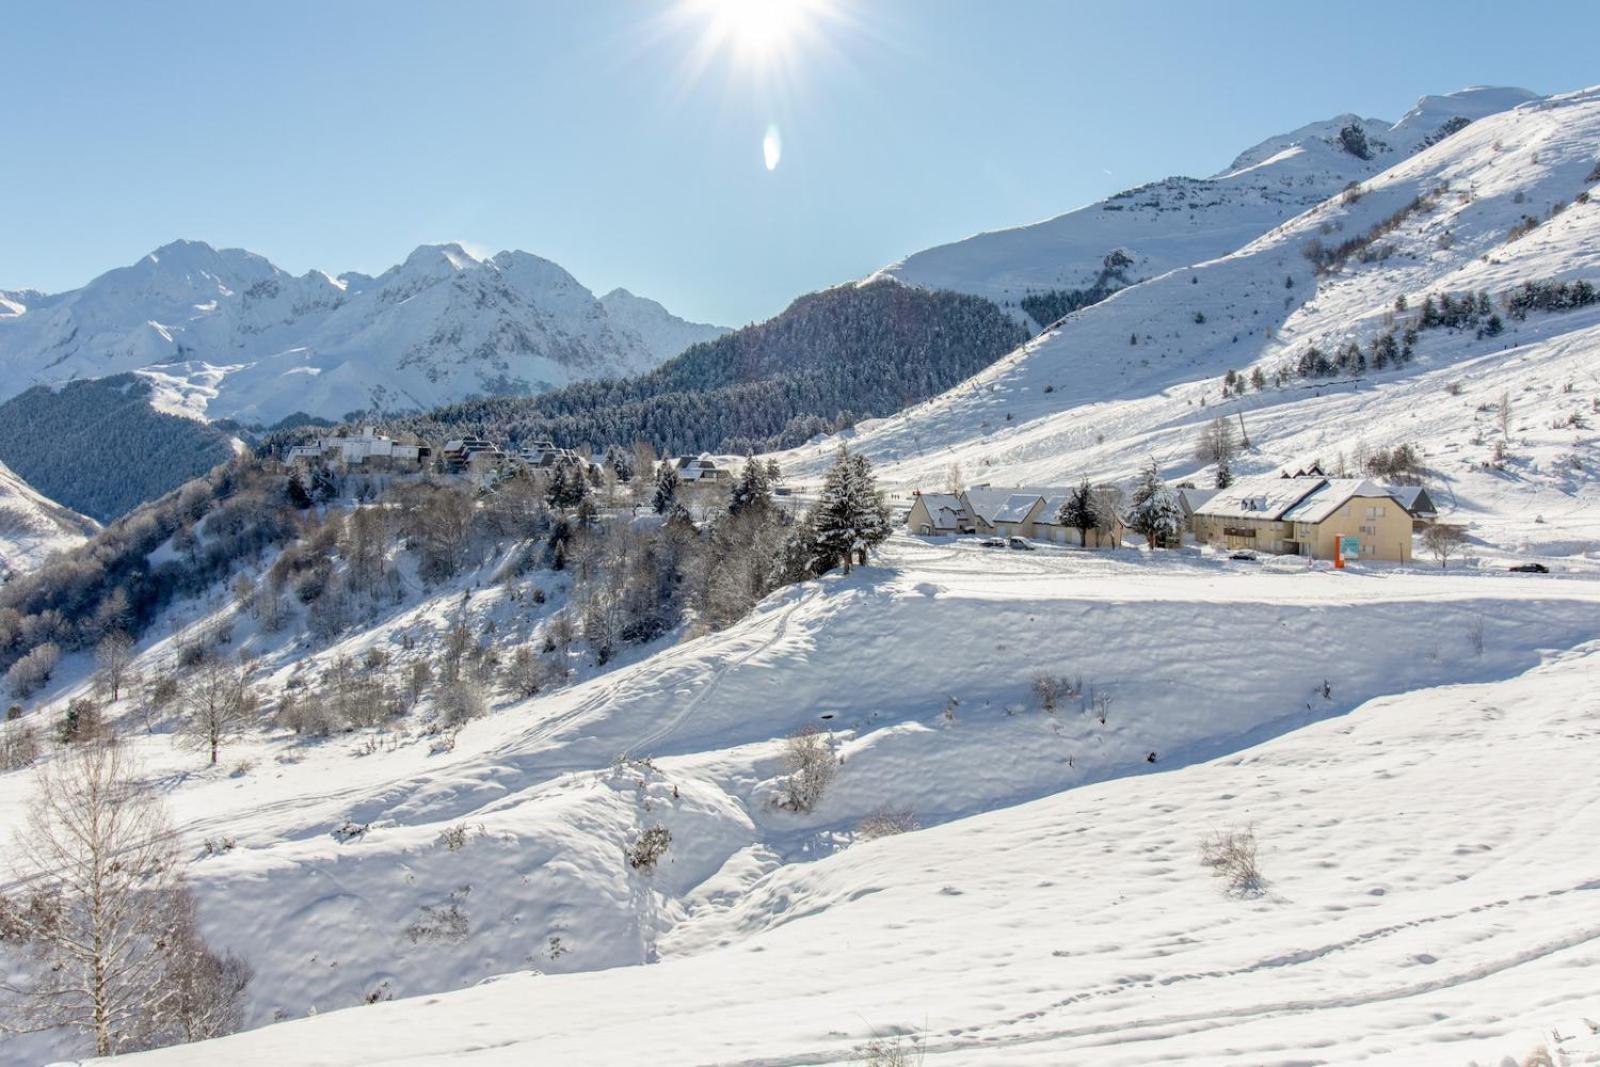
[626,826,672,873]
[857,806,920,841]
[778,725,837,813]
[1200,826,1262,896]
[1030,672,1076,713]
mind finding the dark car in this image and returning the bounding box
[1007,537,1035,551]
[979,537,1006,548]
[1229,551,1259,562]
[1509,562,1550,574]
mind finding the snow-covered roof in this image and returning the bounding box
[964,487,1055,524]
[912,493,970,529]
[1176,487,1218,514]
[1198,475,1403,524]
[1035,493,1072,525]
[1386,485,1436,514]
[1192,475,1322,521]
[1280,479,1402,524]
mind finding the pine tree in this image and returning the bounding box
[728,456,773,517]
[1215,451,1233,489]
[653,463,679,515]
[285,472,313,510]
[809,447,890,574]
[1128,458,1182,549]
[1058,478,1099,548]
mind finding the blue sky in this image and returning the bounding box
[3,1,1598,325]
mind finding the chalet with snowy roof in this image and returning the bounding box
[906,491,976,535]
[441,435,504,473]
[517,440,580,470]
[964,488,1051,540]
[1191,474,1414,562]
[907,486,1128,547]
[671,455,730,484]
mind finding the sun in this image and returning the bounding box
[687,0,825,62]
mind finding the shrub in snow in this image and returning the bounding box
[57,698,104,745]
[858,1034,926,1066]
[437,678,486,727]
[778,725,837,813]
[857,806,920,841]
[404,896,470,945]
[1030,672,1077,714]
[0,720,39,770]
[626,825,672,873]
[1200,826,1262,896]
[6,642,60,699]
[436,823,475,852]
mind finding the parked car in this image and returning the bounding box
[979,537,1006,548]
[1228,550,1259,561]
[1007,537,1034,551]
[1509,562,1549,573]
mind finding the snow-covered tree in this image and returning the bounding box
[1127,459,1182,549]
[728,456,773,518]
[652,463,680,516]
[810,447,891,574]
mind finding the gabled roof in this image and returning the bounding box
[1280,479,1403,523]
[911,492,969,530]
[964,487,1053,524]
[1176,487,1218,515]
[1192,474,1324,521]
[1386,485,1437,515]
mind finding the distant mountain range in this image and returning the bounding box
[0,241,729,426]
[874,87,1539,325]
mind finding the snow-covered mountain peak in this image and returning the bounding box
[0,242,729,424]
[878,85,1546,319]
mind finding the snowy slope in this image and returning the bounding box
[803,87,1600,558]
[0,458,97,578]
[875,87,1538,320]
[0,242,728,425]
[37,537,1600,1067]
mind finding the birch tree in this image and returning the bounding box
[1,742,250,1053]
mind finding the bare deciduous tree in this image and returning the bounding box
[94,632,136,702]
[0,741,248,1055]
[1421,524,1468,569]
[179,658,257,765]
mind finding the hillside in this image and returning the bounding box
[9,537,1598,1067]
[392,279,1028,455]
[0,375,238,521]
[802,87,1600,560]
[0,241,727,426]
[0,459,96,579]
[876,87,1538,325]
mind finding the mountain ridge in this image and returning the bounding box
[0,240,729,426]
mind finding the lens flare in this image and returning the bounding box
[762,124,782,171]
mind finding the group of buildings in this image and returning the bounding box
[908,470,1437,564]
[285,428,735,490]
